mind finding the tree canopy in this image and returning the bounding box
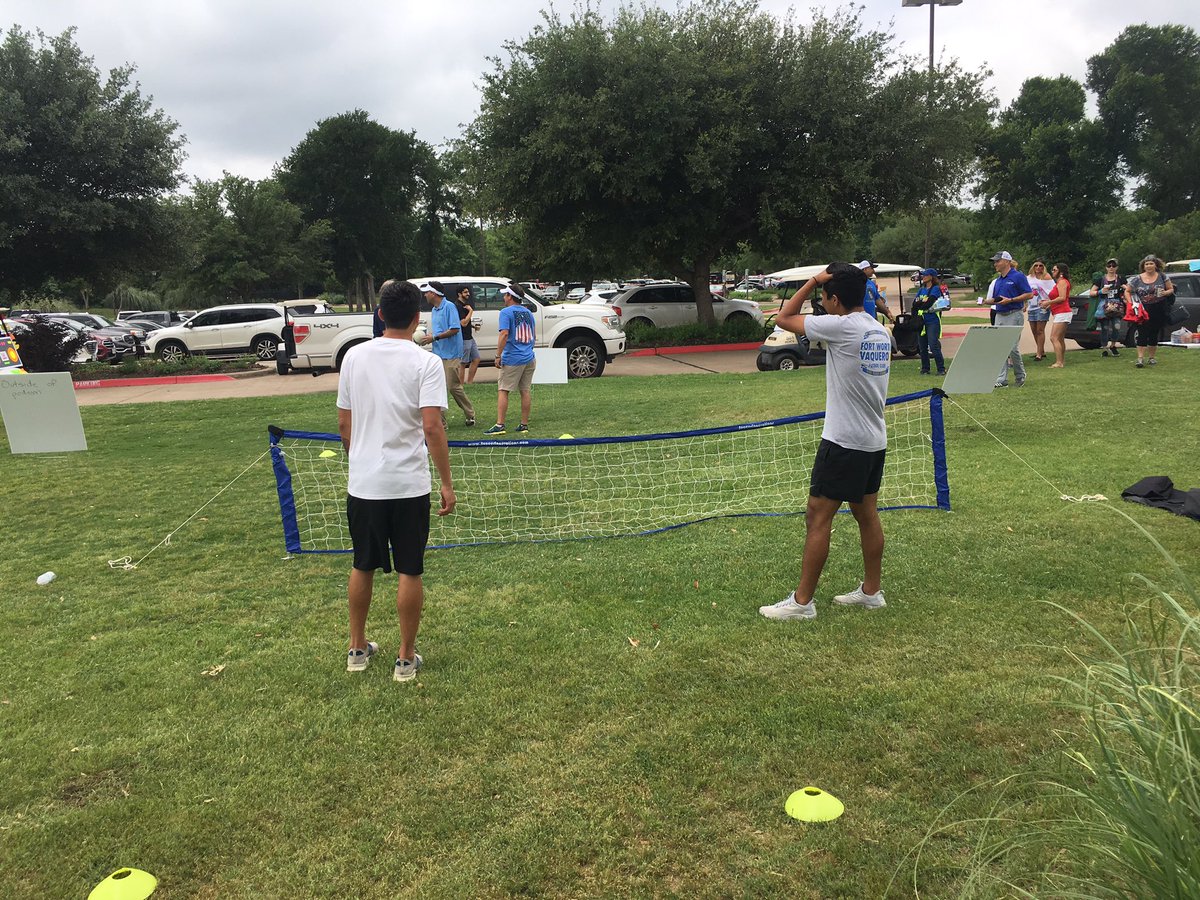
[0,26,185,298]
[276,110,430,309]
[463,0,992,322]
[1088,23,1200,220]
[975,76,1120,265]
[168,175,333,302]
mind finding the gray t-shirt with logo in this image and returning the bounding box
[804,311,891,452]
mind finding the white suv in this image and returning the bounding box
[146,303,285,362]
[614,282,765,329]
[409,277,625,378]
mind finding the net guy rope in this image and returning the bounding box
[269,389,951,554]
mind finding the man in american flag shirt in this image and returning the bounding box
[484,283,537,436]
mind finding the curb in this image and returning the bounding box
[73,367,272,390]
[627,342,762,357]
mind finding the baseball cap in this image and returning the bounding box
[418,280,446,297]
[990,251,1013,262]
[919,267,938,277]
[1106,258,1118,266]
[855,260,877,271]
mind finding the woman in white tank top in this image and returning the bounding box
[1025,259,1055,362]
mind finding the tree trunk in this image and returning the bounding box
[364,271,376,309]
[351,277,361,312]
[687,259,716,326]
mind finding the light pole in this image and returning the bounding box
[902,0,962,268]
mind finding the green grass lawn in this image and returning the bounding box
[3,354,1199,897]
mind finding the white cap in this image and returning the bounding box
[990,251,1013,262]
[855,260,877,271]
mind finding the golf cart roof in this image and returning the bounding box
[1165,259,1200,272]
[766,262,921,282]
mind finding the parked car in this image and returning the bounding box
[733,280,764,293]
[116,310,192,327]
[613,282,765,329]
[1066,271,1200,349]
[145,303,286,362]
[579,289,621,305]
[279,278,625,379]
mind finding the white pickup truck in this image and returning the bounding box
[278,276,626,378]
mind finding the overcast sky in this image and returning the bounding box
[8,1,1199,183]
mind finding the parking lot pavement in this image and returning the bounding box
[74,319,1088,407]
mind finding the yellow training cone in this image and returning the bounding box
[88,868,157,900]
[785,786,844,823]
[319,449,338,458]
[558,434,575,440]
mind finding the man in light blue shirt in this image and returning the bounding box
[418,281,475,427]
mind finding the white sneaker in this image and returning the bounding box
[758,592,817,620]
[346,640,379,672]
[393,653,424,683]
[833,584,886,609]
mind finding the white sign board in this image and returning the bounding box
[941,326,1023,394]
[0,372,88,453]
[532,348,569,384]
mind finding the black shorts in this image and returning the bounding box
[346,494,431,575]
[809,439,886,504]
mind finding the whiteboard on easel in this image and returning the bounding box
[941,327,1023,394]
[532,348,568,384]
[0,373,88,453]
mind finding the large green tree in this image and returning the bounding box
[463,0,991,323]
[869,207,979,272]
[975,76,1120,267]
[1088,24,1200,220]
[170,175,333,302]
[0,27,184,298]
[276,110,429,310]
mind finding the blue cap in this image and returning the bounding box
[919,268,938,278]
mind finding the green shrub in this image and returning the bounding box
[624,318,772,348]
[72,355,261,380]
[8,319,87,372]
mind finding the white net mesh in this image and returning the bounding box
[268,391,946,552]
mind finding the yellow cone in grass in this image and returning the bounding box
[319,449,337,458]
[88,868,157,900]
[785,786,844,822]
[558,434,574,440]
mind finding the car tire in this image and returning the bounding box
[626,317,654,330]
[251,334,279,360]
[157,340,189,363]
[725,311,753,324]
[775,352,802,371]
[335,339,368,371]
[563,335,605,378]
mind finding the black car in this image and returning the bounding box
[1066,271,1200,349]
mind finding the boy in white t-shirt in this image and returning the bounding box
[337,280,456,682]
[760,263,891,622]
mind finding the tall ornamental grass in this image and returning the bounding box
[913,513,1200,898]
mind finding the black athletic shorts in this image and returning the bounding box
[809,439,887,504]
[346,493,431,575]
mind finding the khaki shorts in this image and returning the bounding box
[498,359,536,393]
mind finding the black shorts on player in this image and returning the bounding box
[346,494,431,575]
[809,439,886,504]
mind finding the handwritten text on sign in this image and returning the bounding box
[0,372,88,453]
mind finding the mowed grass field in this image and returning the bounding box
[3,352,1198,898]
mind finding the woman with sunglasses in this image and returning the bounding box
[1025,260,1053,361]
[1090,259,1125,357]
